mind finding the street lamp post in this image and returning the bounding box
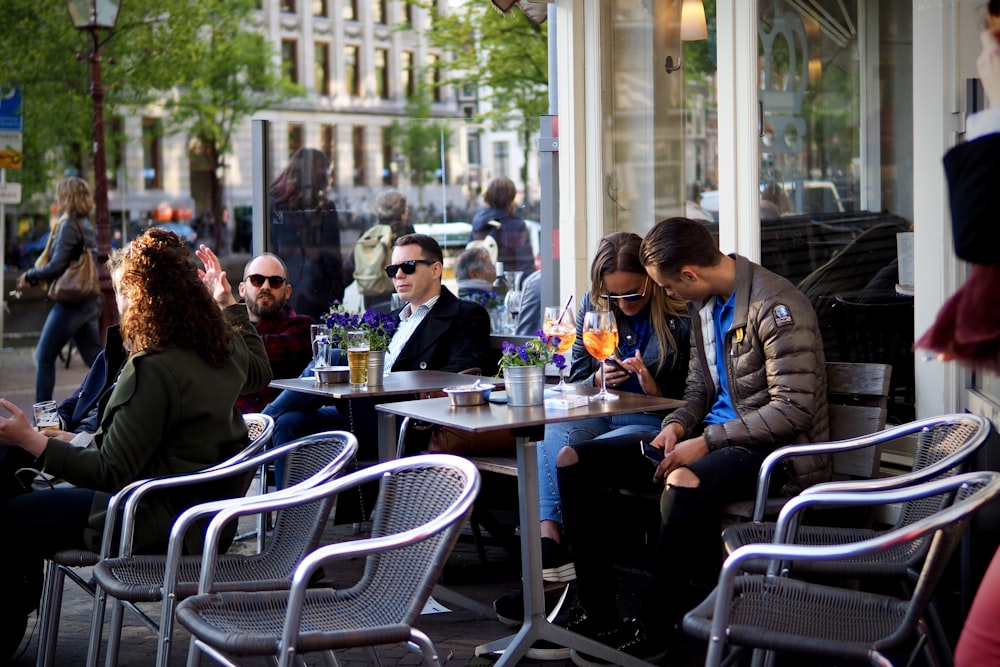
[65,0,123,343]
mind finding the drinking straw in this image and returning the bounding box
[558,294,574,324]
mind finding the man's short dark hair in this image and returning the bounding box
[483,177,517,210]
[454,247,493,280]
[640,217,722,275]
[394,233,444,264]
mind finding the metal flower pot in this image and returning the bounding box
[504,365,545,406]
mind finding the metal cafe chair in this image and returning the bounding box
[34,413,275,667]
[90,431,358,667]
[684,470,1000,667]
[175,454,480,667]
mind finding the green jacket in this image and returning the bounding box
[42,305,272,553]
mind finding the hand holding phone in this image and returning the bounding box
[640,440,664,466]
[605,357,630,374]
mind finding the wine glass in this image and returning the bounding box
[582,310,619,401]
[503,269,524,292]
[504,288,523,332]
[311,324,330,369]
[543,305,576,393]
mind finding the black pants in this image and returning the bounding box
[558,432,768,628]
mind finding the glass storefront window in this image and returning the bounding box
[755,0,915,423]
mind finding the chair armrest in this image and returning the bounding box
[749,414,978,522]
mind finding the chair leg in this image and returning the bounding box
[409,629,440,667]
[85,583,108,667]
[35,560,61,667]
[103,599,127,667]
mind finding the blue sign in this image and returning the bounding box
[0,87,23,132]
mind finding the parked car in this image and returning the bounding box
[154,222,198,247]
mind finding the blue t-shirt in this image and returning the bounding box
[704,293,738,425]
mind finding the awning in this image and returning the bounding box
[490,0,548,24]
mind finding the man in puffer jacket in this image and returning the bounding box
[555,217,830,664]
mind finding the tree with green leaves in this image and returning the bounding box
[387,80,452,210]
[410,0,548,204]
[0,0,296,225]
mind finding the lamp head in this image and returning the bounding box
[64,0,122,30]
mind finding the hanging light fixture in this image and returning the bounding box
[666,0,709,73]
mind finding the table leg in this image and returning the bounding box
[377,411,397,461]
[477,437,654,667]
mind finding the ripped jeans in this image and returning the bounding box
[558,433,768,628]
[536,412,665,526]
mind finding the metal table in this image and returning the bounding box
[378,389,683,666]
[270,370,476,461]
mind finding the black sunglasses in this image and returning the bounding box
[384,259,437,278]
[600,275,649,303]
[244,274,287,289]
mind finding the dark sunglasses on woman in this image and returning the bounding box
[244,274,287,289]
[600,275,649,302]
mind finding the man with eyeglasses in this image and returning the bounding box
[263,234,490,465]
[235,253,313,414]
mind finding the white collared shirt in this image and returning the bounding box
[384,294,441,372]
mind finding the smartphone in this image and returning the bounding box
[605,357,629,374]
[639,440,664,465]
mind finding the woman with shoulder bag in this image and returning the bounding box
[17,177,103,403]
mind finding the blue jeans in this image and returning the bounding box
[34,299,102,403]
[536,412,665,525]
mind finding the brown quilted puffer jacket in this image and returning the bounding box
[663,254,831,492]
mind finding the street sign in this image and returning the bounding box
[0,182,22,204]
[0,87,22,132]
[0,130,23,169]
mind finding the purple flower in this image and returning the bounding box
[553,353,566,370]
[502,341,516,355]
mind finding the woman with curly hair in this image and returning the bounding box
[0,229,271,656]
[17,177,103,403]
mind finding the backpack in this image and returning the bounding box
[353,223,394,296]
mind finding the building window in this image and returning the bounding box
[280,0,295,13]
[427,54,442,102]
[288,124,304,157]
[314,42,330,96]
[404,0,413,25]
[463,105,475,120]
[142,117,162,190]
[322,124,336,185]
[493,141,509,181]
[344,45,360,96]
[375,48,389,99]
[382,128,394,185]
[107,116,123,192]
[352,126,366,186]
[402,51,414,99]
[312,0,327,17]
[372,0,387,24]
[343,0,357,21]
[281,40,299,84]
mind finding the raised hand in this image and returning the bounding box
[196,244,237,309]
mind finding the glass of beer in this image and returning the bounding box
[346,330,370,388]
[582,310,619,401]
[33,400,59,431]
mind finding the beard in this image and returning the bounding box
[247,292,286,319]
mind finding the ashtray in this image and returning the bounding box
[443,380,495,407]
[314,366,350,384]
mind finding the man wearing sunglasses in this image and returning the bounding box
[235,252,313,414]
[264,234,490,464]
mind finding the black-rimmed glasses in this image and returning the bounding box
[384,259,437,278]
[244,274,287,289]
[600,275,649,302]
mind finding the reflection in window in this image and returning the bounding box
[382,128,394,185]
[344,45,360,96]
[315,42,330,96]
[427,54,442,102]
[343,0,356,21]
[372,0,386,25]
[280,0,295,13]
[756,0,915,424]
[142,117,162,190]
[281,40,299,84]
[322,124,336,186]
[375,48,389,99]
[107,117,123,191]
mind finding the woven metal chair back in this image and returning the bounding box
[356,459,479,623]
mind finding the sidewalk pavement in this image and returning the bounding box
[1,346,91,419]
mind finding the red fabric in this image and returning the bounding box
[914,264,1000,372]
[956,546,1000,667]
[236,305,314,414]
